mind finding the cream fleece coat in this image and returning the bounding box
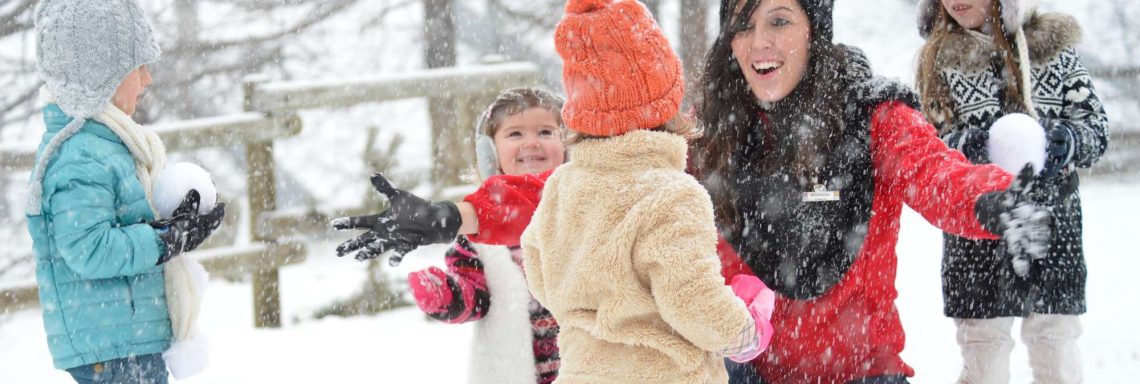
[521,130,754,384]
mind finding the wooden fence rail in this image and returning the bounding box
[250,62,539,113]
[0,113,302,170]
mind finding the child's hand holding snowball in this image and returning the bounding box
[1040,119,1077,177]
[150,163,227,263]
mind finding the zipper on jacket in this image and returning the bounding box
[125,277,136,316]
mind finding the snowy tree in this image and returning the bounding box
[0,0,38,130]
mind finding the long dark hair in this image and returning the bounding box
[693,0,847,234]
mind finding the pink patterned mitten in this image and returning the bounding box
[408,267,451,315]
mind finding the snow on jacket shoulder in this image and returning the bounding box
[522,129,753,384]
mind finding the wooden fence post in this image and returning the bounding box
[244,75,282,328]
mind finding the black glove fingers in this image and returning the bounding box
[370,173,403,200]
[963,129,989,163]
[331,213,383,231]
[189,203,225,247]
[385,239,421,267]
[173,189,202,218]
[1012,164,1037,194]
[943,128,989,164]
[943,130,966,151]
[1048,127,1067,145]
[204,203,226,229]
[336,231,380,257]
[354,237,400,261]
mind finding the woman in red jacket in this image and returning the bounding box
[693,0,1051,383]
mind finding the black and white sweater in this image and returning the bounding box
[924,13,1109,318]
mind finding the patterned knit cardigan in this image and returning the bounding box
[924,13,1109,318]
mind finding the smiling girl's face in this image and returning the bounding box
[941,0,994,31]
[492,107,565,176]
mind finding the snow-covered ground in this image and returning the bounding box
[2,180,1137,383]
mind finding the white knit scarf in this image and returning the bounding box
[94,104,169,200]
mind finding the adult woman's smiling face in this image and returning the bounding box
[730,0,812,104]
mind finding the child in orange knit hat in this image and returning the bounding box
[519,0,775,383]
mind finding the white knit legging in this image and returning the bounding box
[954,314,1083,384]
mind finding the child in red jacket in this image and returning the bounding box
[335,87,565,384]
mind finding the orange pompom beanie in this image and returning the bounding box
[555,0,684,137]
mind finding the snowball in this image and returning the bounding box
[154,162,217,218]
[986,113,1046,176]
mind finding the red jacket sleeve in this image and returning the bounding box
[463,169,553,246]
[870,101,1012,239]
[717,236,754,285]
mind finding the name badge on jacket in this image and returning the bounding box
[803,184,840,203]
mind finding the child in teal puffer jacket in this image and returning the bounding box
[26,1,225,383]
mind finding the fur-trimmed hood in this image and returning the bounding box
[933,13,1082,74]
[917,0,1039,38]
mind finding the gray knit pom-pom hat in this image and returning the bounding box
[26,0,161,216]
[35,0,162,119]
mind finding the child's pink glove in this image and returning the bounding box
[408,267,452,315]
[726,275,776,362]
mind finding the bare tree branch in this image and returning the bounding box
[357,0,419,33]
[162,0,358,57]
[0,0,36,39]
[0,80,42,124]
[1111,0,1136,61]
[486,0,561,30]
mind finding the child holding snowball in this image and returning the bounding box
[25,1,225,382]
[915,0,1108,382]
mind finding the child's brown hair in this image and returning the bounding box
[477,88,565,139]
[916,1,1029,132]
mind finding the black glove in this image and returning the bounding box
[149,190,227,264]
[974,164,1052,277]
[1040,119,1076,177]
[333,173,461,265]
[942,128,989,164]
